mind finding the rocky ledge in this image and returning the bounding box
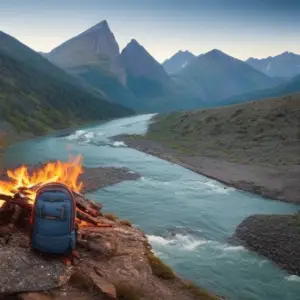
[0,164,220,300]
[233,214,300,276]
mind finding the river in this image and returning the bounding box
[4,114,300,300]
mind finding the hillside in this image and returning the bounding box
[175,49,279,103]
[119,93,300,203]
[0,31,134,137]
[246,51,300,78]
[147,93,300,167]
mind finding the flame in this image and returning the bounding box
[0,155,83,207]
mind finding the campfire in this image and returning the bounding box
[0,155,104,228]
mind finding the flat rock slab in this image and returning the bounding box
[0,248,73,294]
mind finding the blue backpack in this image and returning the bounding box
[31,183,76,254]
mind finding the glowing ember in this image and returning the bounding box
[0,155,83,207]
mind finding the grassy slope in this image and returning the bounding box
[146,93,300,167]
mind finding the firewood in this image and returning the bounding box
[0,194,32,209]
[76,208,99,226]
[73,192,102,217]
[11,205,22,224]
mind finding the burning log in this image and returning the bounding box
[77,208,101,226]
[0,156,109,229]
[0,194,32,210]
[0,191,105,228]
[73,191,102,218]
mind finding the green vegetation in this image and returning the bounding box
[114,282,144,300]
[146,250,176,280]
[0,31,133,137]
[145,249,219,299]
[119,219,132,227]
[182,281,219,300]
[145,93,300,167]
[104,213,118,221]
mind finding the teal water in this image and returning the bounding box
[4,114,300,300]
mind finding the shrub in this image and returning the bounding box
[146,250,175,280]
[104,213,118,221]
[182,281,219,300]
[119,219,132,227]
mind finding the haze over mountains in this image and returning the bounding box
[43,20,300,112]
[1,19,300,137]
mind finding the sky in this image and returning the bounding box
[0,0,299,62]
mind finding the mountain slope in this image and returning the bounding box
[162,50,196,74]
[222,74,300,105]
[121,39,170,83]
[46,21,138,108]
[120,39,201,112]
[47,20,126,84]
[175,49,278,103]
[0,31,133,136]
[246,52,300,78]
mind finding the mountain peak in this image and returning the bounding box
[47,20,127,85]
[127,39,142,49]
[206,49,227,56]
[162,50,196,74]
[83,20,110,35]
[121,40,169,82]
[130,38,139,44]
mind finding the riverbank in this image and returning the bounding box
[0,162,220,300]
[116,135,300,204]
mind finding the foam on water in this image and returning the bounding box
[112,141,127,147]
[202,180,236,194]
[148,233,207,251]
[285,275,300,282]
[66,130,86,140]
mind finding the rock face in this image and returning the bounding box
[233,214,300,276]
[47,20,126,85]
[121,39,170,83]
